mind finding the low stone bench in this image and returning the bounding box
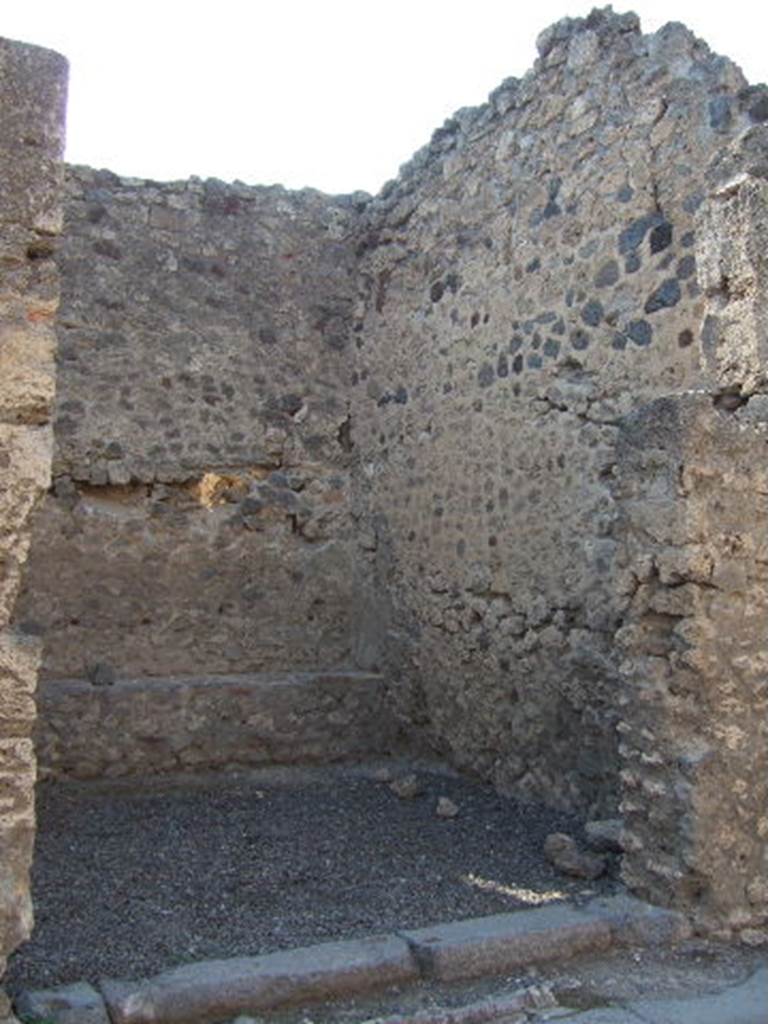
[36,671,399,779]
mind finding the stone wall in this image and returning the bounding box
[9,15,768,927]
[15,171,363,681]
[615,151,768,934]
[350,11,768,812]
[0,36,67,1012]
[615,393,768,936]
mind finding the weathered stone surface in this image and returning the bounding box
[584,819,623,854]
[400,895,686,983]
[35,671,400,778]
[0,731,35,959]
[0,632,40,741]
[0,629,41,950]
[349,10,756,815]
[15,981,110,1024]
[50,169,359,485]
[630,965,768,1024]
[0,425,53,628]
[401,906,610,982]
[367,986,557,1024]
[99,935,417,1024]
[695,172,768,394]
[587,893,692,946]
[0,39,67,237]
[544,833,606,880]
[4,9,768,940]
[20,479,356,680]
[15,168,361,681]
[389,774,424,799]
[0,32,67,999]
[614,392,768,930]
[436,796,459,818]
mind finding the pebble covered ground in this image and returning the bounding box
[6,761,619,992]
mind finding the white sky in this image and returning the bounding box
[2,1,767,195]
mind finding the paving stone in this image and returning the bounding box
[629,965,768,1024]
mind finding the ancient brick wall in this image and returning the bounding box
[15,172,363,681]
[350,11,768,812]
[0,36,67,1012]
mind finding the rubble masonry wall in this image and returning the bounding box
[350,11,767,812]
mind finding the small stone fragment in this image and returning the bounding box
[740,928,768,947]
[436,796,459,818]
[15,982,111,1024]
[746,879,768,905]
[373,766,394,783]
[389,774,424,799]
[544,832,606,880]
[584,818,623,853]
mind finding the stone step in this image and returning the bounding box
[36,671,399,779]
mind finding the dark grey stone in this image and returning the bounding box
[649,222,673,254]
[570,329,591,351]
[644,279,681,314]
[709,95,732,133]
[627,320,653,347]
[676,255,696,280]
[581,300,603,326]
[618,213,663,255]
[594,261,619,288]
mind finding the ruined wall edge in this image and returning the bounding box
[0,35,67,1011]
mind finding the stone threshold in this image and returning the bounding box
[16,895,690,1024]
[35,671,401,780]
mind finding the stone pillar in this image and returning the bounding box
[614,159,768,936]
[614,395,768,935]
[0,37,67,1018]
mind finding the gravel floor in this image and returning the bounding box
[6,760,620,992]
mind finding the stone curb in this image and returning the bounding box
[398,894,689,982]
[99,934,416,1024]
[15,896,690,1024]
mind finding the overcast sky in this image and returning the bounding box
[2,1,767,195]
